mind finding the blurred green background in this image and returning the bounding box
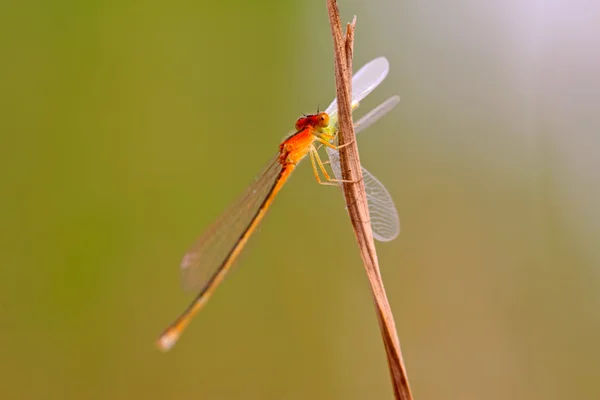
[2,1,599,399]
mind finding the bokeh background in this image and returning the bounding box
[2,1,599,399]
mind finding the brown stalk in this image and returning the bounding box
[326,1,414,399]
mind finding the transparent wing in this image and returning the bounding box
[326,96,401,242]
[362,166,399,242]
[325,57,390,118]
[353,96,400,135]
[327,150,400,242]
[180,156,283,292]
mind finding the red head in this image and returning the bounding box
[295,112,330,132]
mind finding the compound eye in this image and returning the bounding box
[318,112,330,127]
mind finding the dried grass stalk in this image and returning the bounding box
[326,1,414,399]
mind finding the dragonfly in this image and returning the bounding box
[157,57,400,351]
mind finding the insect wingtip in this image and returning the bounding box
[180,252,196,269]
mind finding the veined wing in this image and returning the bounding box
[326,96,401,242]
[351,96,400,136]
[325,57,390,120]
[180,156,283,292]
[327,151,400,242]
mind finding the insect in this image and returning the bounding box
[157,57,400,351]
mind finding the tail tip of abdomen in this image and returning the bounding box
[156,330,180,352]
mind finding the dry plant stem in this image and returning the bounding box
[326,1,413,399]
